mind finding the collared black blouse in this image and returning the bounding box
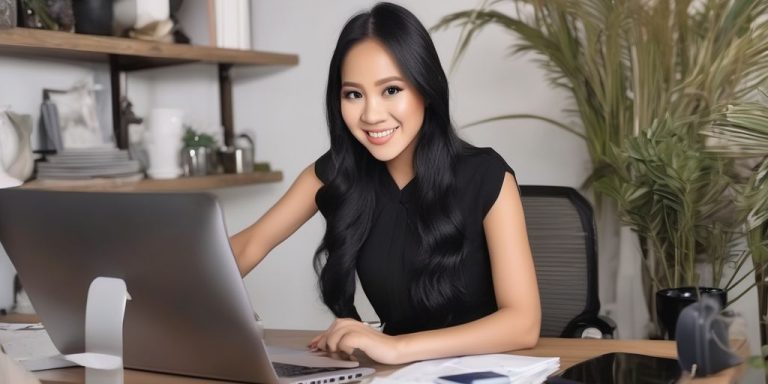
[314,146,514,335]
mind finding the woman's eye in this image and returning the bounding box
[344,91,363,99]
[384,86,402,96]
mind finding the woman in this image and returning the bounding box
[230,2,540,365]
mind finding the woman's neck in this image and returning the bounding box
[386,139,417,190]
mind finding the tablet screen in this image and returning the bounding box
[552,352,680,384]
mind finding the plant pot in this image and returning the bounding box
[656,287,726,340]
[72,0,114,35]
[181,146,216,177]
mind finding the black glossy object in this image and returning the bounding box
[656,287,726,339]
[552,352,681,384]
[72,0,112,35]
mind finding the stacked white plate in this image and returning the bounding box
[37,148,142,180]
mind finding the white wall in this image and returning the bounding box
[0,0,593,328]
[0,59,111,310]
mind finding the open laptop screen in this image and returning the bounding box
[0,189,278,382]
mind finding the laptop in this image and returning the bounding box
[0,189,374,384]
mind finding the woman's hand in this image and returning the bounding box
[308,318,406,365]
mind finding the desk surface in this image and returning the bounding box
[29,330,679,384]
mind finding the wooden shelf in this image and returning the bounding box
[0,27,298,170]
[0,27,299,70]
[20,171,284,192]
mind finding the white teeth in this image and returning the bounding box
[368,128,396,138]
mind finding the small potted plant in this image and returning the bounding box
[181,127,217,177]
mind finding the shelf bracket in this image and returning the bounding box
[218,64,235,147]
[109,55,128,149]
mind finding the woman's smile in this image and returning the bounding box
[365,126,399,143]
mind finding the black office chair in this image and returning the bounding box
[519,185,615,338]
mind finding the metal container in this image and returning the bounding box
[181,146,215,177]
[218,147,242,174]
[234,134,255,172]
[219,134,255,174]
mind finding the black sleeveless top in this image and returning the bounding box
[314,147,514,335]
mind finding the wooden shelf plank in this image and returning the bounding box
[0,313,39,323]
[0,27,299,69]
[20,171,284,192]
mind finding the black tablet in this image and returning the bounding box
[547,352,680,384]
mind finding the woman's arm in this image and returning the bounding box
[311,172,541,364]
[230,163,323,276]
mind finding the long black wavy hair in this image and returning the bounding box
[314,2,468,323]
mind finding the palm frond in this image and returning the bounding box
[459,114,586,139]
[434,0,768,304]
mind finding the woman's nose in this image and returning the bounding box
[361,98,387,125]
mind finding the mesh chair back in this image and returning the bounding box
[520,186,600,337]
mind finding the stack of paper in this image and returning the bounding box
[372,354,559,384]
[0,325,76,371]
[36,148,142,180]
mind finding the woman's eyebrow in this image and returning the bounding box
[341,76,405,88]
[374,76,404,86]
[341,81,361,88]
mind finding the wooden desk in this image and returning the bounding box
[28,330,678,384]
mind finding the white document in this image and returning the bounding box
[2,328,132,373]
[0,328,77,371]
[0,323,44,331]
[370,354,559,384]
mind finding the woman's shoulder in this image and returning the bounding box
[456,146,514,177]
[455,146,515,216]
[314,150,333,184]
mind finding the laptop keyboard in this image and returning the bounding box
[272,362,347,378]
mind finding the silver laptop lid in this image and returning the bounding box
[0,189,279,383]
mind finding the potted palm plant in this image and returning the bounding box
[703,101,768,347]
[434,0,768,338]
[593,115,737,339]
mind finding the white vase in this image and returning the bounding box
[0,110,21,188]
[4,112,34,182]
[0,169,21,188]
[145,108,183,179]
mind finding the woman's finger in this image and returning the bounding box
[307,333,323,349]
[314,318,363,351]
[324,325,356,352]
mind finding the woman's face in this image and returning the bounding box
[340,38,425,163]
